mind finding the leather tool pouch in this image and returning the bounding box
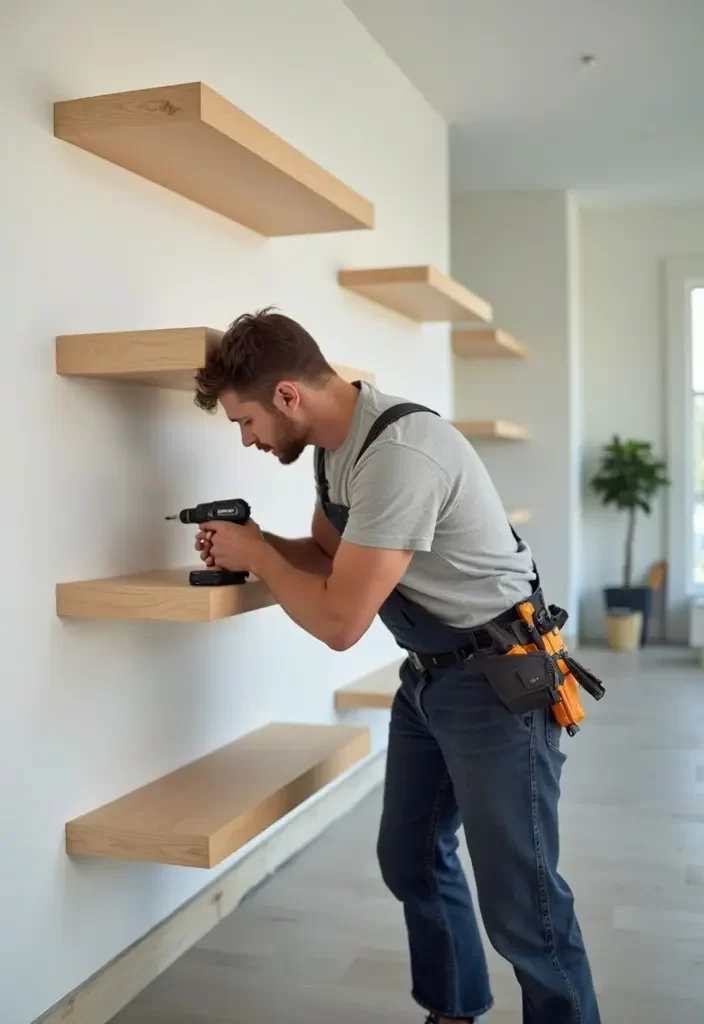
[477,651,564,716]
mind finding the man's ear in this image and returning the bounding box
[272,381,301,412]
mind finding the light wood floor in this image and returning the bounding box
[112,647,704,1023]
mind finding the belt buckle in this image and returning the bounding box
[407,649,423,673]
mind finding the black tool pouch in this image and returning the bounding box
[476,652,563,716]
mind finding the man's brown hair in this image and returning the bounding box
[194,308,334,411]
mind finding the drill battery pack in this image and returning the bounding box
[189,569,249,586]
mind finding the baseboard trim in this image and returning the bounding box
[36,751,385,1024]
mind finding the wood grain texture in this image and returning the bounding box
[56,569,275,621]
[337,265,492,323]
[66,723,371,868]
[452,328,527,359]
[56,328,375,390]
[55,327,220,390]
[334,662,402,710]
[54,82,374,236]
[452,419,531,441]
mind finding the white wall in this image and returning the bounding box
[0,3,449,1020]
[451,192,580,631]
[579,202,704,641]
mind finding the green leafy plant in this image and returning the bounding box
[590,436,669,588]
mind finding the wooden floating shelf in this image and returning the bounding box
[452,328,526,359]
[338,266,492,324]
[54,82,374,237]
[508,508,532,526]
[66,722,371,867]
[453,420,530,441]
[56,328,375,389]
[333,363,376,385]
[335,662,401,711]
[56,569,276,622]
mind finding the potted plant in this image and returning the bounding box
[589,436,669,645]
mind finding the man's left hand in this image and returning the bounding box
[196,519,266,573]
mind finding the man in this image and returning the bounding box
[193,308,601,1024]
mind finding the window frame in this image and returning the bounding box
[665,257,704,640]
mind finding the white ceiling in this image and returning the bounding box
[344,0,704,203]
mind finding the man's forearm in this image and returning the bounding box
[261,532,332,576]
[251,542,346,648]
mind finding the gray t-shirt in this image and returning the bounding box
[318,382,535,629]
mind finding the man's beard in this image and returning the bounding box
[270,412,307,465]
[277,437,306,465]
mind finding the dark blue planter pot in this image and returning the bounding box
[604,586,652,645]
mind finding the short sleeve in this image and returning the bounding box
[342,441,451,551]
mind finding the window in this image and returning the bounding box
[665,258,704,641]
[691,287,704,586]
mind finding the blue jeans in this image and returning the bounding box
[377,660,600,1023]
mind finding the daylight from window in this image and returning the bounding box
[692,288,704,584]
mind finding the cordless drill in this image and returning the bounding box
[165,499,251,586]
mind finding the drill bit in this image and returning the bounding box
[164,514,179,520]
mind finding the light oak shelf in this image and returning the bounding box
[56,569,276,622]
[338,266,492,323]
[508,508,532,526]
[54,82,374,237]
[453,420,531,441]
[452,328,527,359]
[66,722,371,867]
[335,662,401,711]
[56,328,375,389]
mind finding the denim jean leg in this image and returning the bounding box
[426,663,601,1024]
[377,664,493,1019]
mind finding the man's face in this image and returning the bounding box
[219,388,308,465]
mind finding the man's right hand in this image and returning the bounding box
[195,530,216,568]
[194,507,339,575]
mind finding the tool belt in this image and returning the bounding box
[405,588,605,736]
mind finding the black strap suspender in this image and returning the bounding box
[314,394,530,563]
[354,402,438,463]
[315,400,437,505]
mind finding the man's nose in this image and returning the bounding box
[240,427,254,447]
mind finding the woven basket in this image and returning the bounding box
[605,610,643,652]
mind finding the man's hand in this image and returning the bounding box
[195,519,266,573]
[195,516,413,651]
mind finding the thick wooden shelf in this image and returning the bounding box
[453,420,531,441]
[452,328,526,359]
[56,569,275,622]
[508,508,532,526]
[56,328,375,389]
[54,82,374,237]
[66,722,371,867]
[335,662,401,710]
[338,266,492,323]
[333,364,376,385]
